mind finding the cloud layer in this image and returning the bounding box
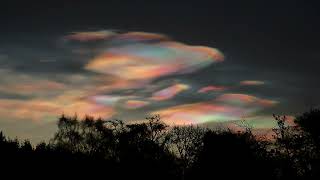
[0,30,280,141]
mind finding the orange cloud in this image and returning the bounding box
[62,101,115,119]
[190,46,224,62]
[86,53,183,80]
[124,100,150,109]
[65,30,116,42]
[85,31,223,83]
[0,99,60,122]
[151,83,189,101]
[0,70,67,96]
[216,94,278,107]
[53,90,116,118]
[198,85,226,93]
[152,102,240,125]
[152,93,279,125]
[240,80,265,86]
[159,42,225,62]
[0,85,118,122]
[117,32,170,42]
[0,80,65,95]
[93,78,147,94]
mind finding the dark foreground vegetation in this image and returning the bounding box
[1,109,320,179]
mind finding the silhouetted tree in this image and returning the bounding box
[295,108,320,148]
[294,109,320,179]
[1,109,320,179]
[166,125,207,179]
[272,114,319,179]
[190,129,274,180]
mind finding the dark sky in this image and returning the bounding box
[0,0,319,142]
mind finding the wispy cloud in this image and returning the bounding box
[198,85,227,93]
[216,94,278,107]
[124,100,150,109]
[152,94,278,125]
[65,30,116,42]
[240,80,265,86]
[0,80,65,96]
[151,83,189,101]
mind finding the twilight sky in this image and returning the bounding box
[0,0,320,142]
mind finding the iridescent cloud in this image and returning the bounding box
[116,32,170,42]
[198,85,226,93]
[0,70,67,96]
[86,53,183,80]
[153,102,243,125]
[240,80,265,86]
[53,90,115,118]
[62,101,115,119]
[124,100,150,109]
[89,95,124,106]
[216,94,278,107]
[152,94,278,125]
[65,30,116,42]
[0,30,284,142]
[0,99,60,122]
[0,80,66,95]
[67,31,276,127]
[85,31,224,82]
[151,83,189,101]
[0,97,115,122]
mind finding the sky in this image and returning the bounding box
[0,0,320,143]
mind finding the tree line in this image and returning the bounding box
[0,109,320,179]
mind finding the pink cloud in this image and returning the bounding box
[198,85,226,93]
[124,100,150,109]
[216,94,278,107]
[151,84,189,101]
[116,32,170,42]
[0,99,60,122]
[0,98,115,122]
[240,80,265,86]
[65,30,116,42]
[152,102,242,125]
[85,31,224,83]
[0,74,66,96]
[152,94,278,125]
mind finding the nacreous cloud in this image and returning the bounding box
[151,83,189,101]
[198,85,226,93]
[84,31,224,82]
[216,94,278,107]
[240,80,265,86]
[152,94,278,125]
[124,100,150,109]
[0,30,283,142]
[65,30,116,42]
[64,30,278,128]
